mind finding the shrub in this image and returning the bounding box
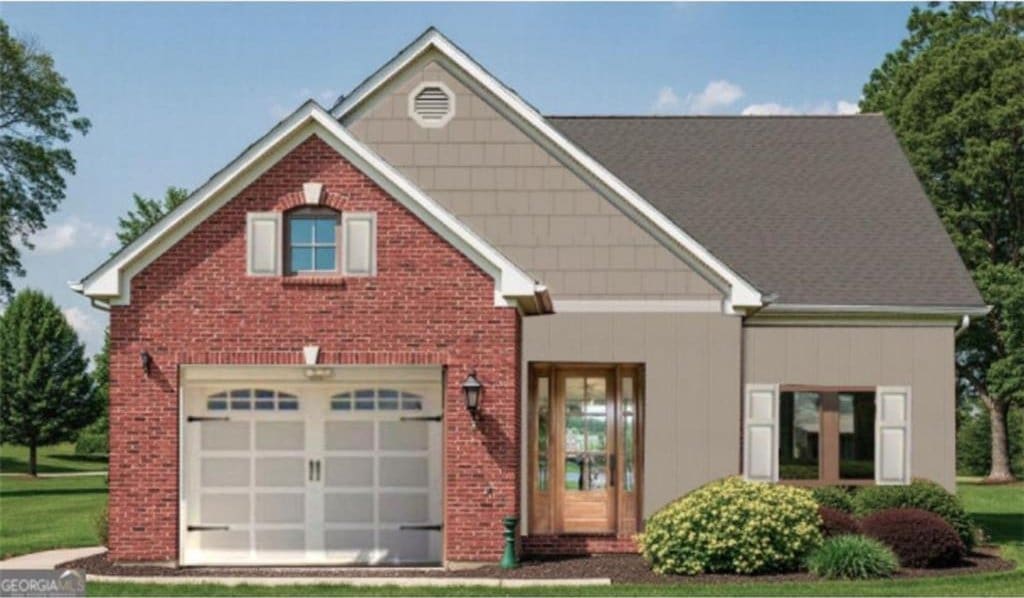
[812,486,855,512]
[74,431,108,456]
[95,505,108,547]
[637,477,823,575]
[852,479,975,549]
[806,535,898,579]
[860,508,965,568]
[819,506,860,537]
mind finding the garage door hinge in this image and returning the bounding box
[187,416,230,423]
[187,525,231,532]
[399,414,443,422]
[399,524,443,531]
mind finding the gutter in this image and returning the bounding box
[954,314,971,338]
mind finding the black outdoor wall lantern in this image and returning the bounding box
[140,351,152,377]
[461,369,483,421]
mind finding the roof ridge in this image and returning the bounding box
[546,113,882,119]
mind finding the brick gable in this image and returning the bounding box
[108,134,521,562]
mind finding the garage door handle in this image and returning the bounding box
[188,525,231,532]
[315,459,321,481]
[187,416,230,423]
[400,415,443,422]
[399,524,443,531]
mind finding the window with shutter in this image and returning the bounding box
[342,213,377,276]
[744,384,779,483]
[408,82,455,128]
[246,212,281,276]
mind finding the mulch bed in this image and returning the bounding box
[62,548,1014,585]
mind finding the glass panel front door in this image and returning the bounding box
[558,372,615,533]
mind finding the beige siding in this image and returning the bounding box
[347,54,721,300]
[523,313,742,517]
[743,326,956,490]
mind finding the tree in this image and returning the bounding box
[0,19,90,300]
[116,187,188,247]
[0,289,97,475]
[861,3,1024,482]
[76,187,188,455]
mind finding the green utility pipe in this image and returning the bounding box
[500,516,519,569]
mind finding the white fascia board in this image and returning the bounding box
[759,303,992,317]
[331,29,763,310]
[73,101,536,307]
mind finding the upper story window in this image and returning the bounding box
[287,208,339,274]
[245,207,377,278]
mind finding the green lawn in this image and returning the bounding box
[86,480,1024,596]
[0,474,1014,596]
[0,475,107,559]
[0,443,108,475]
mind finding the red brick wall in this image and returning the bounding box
[521,535,637,556]
[107,135,521,563]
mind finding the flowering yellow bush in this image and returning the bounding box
[637,477,823,575]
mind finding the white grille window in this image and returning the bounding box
[408,82,455,128]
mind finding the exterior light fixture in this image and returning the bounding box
[140,351,152,376]
[462,370,483,420]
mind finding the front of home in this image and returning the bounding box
[73,29,987,567]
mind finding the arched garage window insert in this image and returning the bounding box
[207,389,299,411]
[331,389,424,412]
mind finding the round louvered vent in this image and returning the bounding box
[409,82,455,128]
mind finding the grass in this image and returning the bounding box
[0,475,107,559]
[85,480,1024,596]
[0,443,108,475]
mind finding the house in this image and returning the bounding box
[72,28,987,567]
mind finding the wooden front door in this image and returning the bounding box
[557,370,615,533]
[528,365,642,537]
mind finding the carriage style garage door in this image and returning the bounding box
[181,365,443,566]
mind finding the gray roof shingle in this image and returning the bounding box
[549,114,984,308]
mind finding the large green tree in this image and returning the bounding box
[79,186,188,453]
[862,3,1024,482]
[0,289,97,475]
[115,187,188,247]
[0,19,90,300]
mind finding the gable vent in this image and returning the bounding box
[409,82,455,128]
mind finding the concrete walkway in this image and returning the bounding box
[0,547,107,570]
[0,471,107,478]
[0,548,611,587]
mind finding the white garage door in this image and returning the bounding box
[181,366,443,566]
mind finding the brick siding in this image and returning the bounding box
[107,135,521,563]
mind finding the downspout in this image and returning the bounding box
[954,314,970,338]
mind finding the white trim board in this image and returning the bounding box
[332,28,763,312]
[71,101,541,310]
[552,299,724,313]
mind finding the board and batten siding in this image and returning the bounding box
[346,54,721,301]
[523,312,742,519]
[742,325,956,490]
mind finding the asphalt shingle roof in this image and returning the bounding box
[548,114,984,308]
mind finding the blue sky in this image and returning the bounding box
[2,2,920,356]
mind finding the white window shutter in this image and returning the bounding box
[343,213,376,276]
[744,384,779,482]
[246,212,281,276]
[876,386,911,485]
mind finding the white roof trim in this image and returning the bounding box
[73,101,538,308]
[759,303,992,317]
[331,28,763,310]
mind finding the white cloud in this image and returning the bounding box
[270,88,340,120]
[29,217,116,254]
[652,80,744,115]
[836,100,860,115]
[652,87,682,113]
[741,102,798,116]
[63,306,98,336]
[741,99,861,116]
